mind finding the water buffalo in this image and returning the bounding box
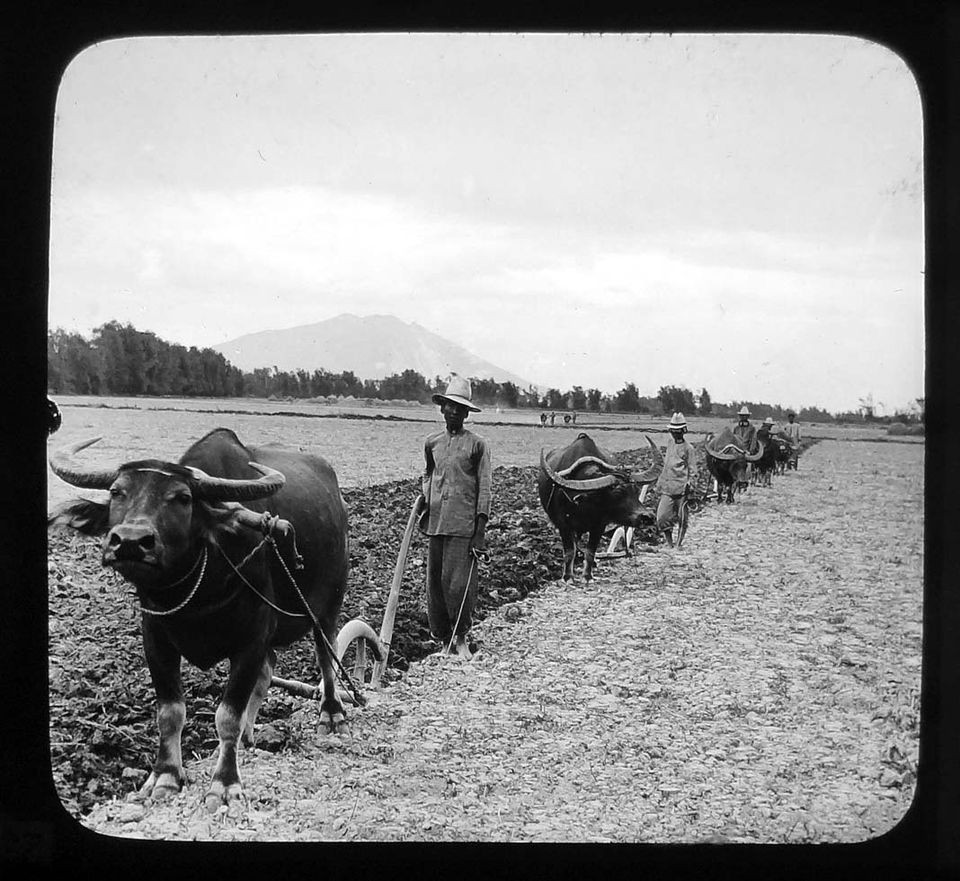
[771,433,794,476]
[704,429,765,503]
[48,428,379,810]
[751,430,788,487]
[539,432,663,581]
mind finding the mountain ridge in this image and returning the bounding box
[211,313,535,389]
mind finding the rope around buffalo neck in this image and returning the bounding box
[139,547,208,617]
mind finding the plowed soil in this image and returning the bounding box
[49,434,922,843]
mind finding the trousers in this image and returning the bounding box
[426,535,478,642]
[656,493,684,530]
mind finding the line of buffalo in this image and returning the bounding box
[48,422,799,809]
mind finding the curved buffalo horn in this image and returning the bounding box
[629,435,664,483]
[705,443,741,462]
[49,437,118,488]
[540,448,618,491]
[184,462,286,502]
[556,455,623,478]
[745,442,765,463]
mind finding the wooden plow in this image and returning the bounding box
[270,495,423,706]
[595,484,649,559]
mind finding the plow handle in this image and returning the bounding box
[371,495,423,687]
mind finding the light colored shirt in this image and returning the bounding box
[733,421,757,452]
[422,428,492,537]
[656,438,693,496]
[783,422,802,444]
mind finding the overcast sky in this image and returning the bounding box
[48,33,923,414]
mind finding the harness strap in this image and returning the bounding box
[268,540,366,706]
[218,545,307,618]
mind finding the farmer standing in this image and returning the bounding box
[733,405,758,452]
[783,411,802,469]
[419,374,492,658]
[656,412,694,548]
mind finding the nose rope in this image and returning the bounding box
[139,548,208,617]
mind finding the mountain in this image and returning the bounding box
[211,313,535,389]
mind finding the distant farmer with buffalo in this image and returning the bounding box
[419,375,492,659]
[655,413,694,548]
[783,411,802,470]
[752,417,779,487]
[539,432,662,581]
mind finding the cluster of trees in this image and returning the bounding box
[48,323,244,397]
[47,322,923,425]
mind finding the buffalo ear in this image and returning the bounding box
[48,500,111,535]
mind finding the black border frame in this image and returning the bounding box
[3,2,957,877]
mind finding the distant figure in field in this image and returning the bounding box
[572,411,577,424]
[757,416,775,444]
[418,375,492,658]
[656,412,694,548]
[783,411,802,469]
[563,413,571,425]
[732,406,757,452]
[540,412,547,428]
[549,411,556,426]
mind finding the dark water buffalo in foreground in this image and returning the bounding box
[49,428,378,810]
[539,432,663,581]
[704,428,765,503]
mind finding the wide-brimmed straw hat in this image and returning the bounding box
[738,406,751,417]
[762,416,775,426]
[432,374,481,412]
[668,412,687,430]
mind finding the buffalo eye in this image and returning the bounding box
[172,491,192,505]
[108,486,125,499]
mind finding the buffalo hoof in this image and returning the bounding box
[319,707,347,734]
[452,639,474,660]
[204,780,244,812]
[140,769,185,799]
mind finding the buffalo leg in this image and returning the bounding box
[240,648,276,747]
[205,646,270,809]
[315,619,346,734]
[583,527,604,580]
[140,622,186,798]
[560,529,577,581]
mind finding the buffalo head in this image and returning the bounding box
[49,437,285,586]
[703,432,765,503]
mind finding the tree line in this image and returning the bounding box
[47,322,922,424]
[46,322,523,405]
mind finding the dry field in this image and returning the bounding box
[46,395,902,508]
[45,396,923,844]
